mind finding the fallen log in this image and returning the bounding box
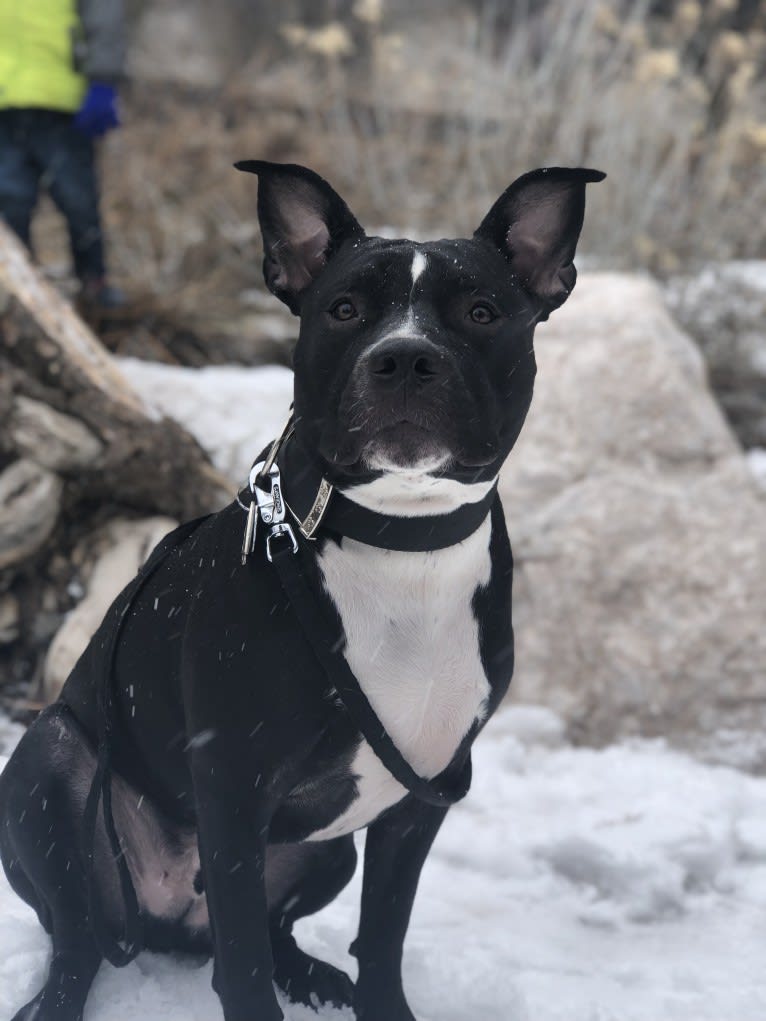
[0,221,229,519]
[0,222,230,698]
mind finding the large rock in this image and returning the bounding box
[500,273,766,746]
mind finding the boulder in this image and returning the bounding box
[43,516,177,702]
[500,273,766,747]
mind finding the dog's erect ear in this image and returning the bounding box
[235,160,365,314]
[475,167,605,316]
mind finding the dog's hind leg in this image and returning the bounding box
[267,836,357,1010]
[1,706,103,1021]
[2,854,51,934]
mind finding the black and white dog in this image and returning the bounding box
[0,161,603,1021]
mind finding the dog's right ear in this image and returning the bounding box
[235,161,365,314]
[475,167,605,318]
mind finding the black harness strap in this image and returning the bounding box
[266,533,474,807]
[82,515,212,967]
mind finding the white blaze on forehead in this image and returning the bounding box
[411,250,427,285]
[373,248,429,344]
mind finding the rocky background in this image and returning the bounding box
[1,0,765,759]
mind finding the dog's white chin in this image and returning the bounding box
[344,453,495,517]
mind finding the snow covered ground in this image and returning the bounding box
[3,708,766,1020]
[118,358,295,483]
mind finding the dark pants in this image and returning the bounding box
[0,108,106,280]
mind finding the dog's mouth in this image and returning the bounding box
[318,413,501,475]
[318,414,447,469]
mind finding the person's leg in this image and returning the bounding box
[0,110,42,248]
[34,111,107,283]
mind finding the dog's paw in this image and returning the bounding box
[273,939,355,1010]
[305,959,356,1010]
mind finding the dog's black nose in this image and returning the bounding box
[366,338,444,387]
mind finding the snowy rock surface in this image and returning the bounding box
[116,274,766,749]
[3,708,766,1020]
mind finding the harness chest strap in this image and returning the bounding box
[242,434,479,808]
[264,532,474,809]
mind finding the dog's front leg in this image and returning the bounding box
[191,749,283,1021]
[353,798,448,1021]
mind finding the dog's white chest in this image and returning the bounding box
[307,519,492,840]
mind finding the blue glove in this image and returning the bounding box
[74,82,120,137]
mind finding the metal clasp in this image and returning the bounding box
[265,522,299,562]
[240,499,258,565]
[253,460,285,525]
[251,460,298,560]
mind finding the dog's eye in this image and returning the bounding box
[330,299,358,321]
[469,303,497,325]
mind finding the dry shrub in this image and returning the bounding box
[33,0,766,340]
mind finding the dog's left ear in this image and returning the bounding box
[235,160,365,314]
[475,167,605,316]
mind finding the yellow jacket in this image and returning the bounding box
[0,0,125,113]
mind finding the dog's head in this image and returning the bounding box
[237,161,603,503]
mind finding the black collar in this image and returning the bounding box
[243,430,498,553]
